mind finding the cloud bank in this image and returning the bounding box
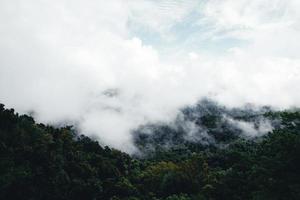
[0,0,299,152]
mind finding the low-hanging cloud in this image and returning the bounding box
[0,0,299,153]
[224,115,273,137]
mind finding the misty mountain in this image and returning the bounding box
[1,1,300,199]
[1,102,300,200]
[133,99,276,158]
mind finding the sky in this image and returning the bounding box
[0,0,300,153]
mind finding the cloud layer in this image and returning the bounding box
[0,0,299,152]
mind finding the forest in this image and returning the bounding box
[0,101,300,200]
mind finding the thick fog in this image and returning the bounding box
[0,0,299,153]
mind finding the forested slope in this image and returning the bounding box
[1,102,300,200]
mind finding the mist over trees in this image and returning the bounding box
[133,99,275,157]
[1,1,300,199]
[1,101,300,200]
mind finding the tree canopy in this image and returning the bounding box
[0,103,300,199]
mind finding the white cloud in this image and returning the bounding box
[225,115,273,137]
[128,0,198,39]
[0,0,299,153]
[202,0,299,35]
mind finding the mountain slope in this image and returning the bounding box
[0,102,300,200]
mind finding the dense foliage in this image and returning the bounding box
[0,102,300,200]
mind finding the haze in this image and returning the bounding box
[0,0,299,152]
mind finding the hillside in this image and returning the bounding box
[1,102,300,200]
